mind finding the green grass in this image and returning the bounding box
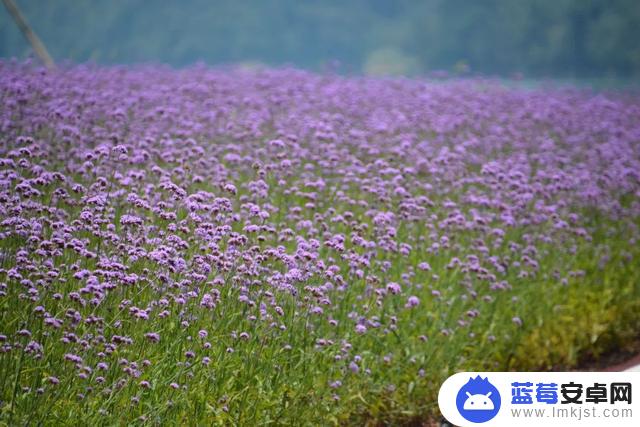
[1,156,639,426]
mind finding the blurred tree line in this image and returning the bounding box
[1,0,639,77]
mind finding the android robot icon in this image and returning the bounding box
[455,376,501,423]
[462,391,495,410]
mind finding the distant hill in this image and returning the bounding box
[1,0,639,78]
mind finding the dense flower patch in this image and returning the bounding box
[1,62,639,425]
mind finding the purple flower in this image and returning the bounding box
[418,262,431,271]
[64,353,83,364]
[405,296,420,308]
[145,332,160,343]
[2,62,639,425]
[386,282,401,295]
[355,324,367,335]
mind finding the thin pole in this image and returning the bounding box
[2,0,55,69]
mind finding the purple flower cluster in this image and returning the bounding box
[0,61,639,424]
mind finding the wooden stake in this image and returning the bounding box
[2,0,55,69]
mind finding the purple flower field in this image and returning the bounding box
[1,62,639,425]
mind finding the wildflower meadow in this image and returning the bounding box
[1,62,639,425]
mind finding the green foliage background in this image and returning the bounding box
[1,0,640,77]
